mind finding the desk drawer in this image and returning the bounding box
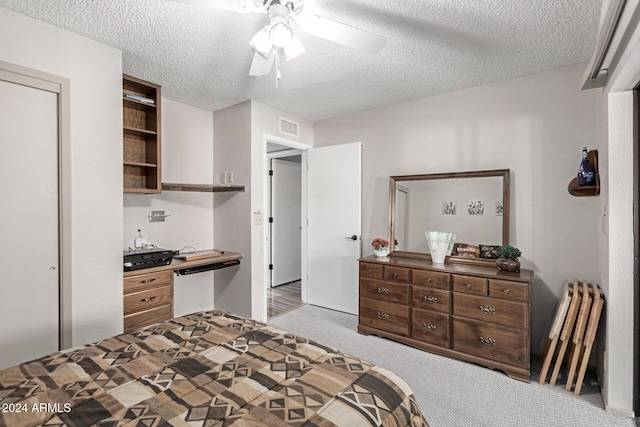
[412,286,450,313]
[124,284,172,315]
[124,304,172,333]
[360,279,409,305]
[124,270,173,294]
[453,319,528,368]
[359,297,409,336]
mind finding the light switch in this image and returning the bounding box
[253,211,263,226]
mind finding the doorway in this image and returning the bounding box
[266,142,304,318]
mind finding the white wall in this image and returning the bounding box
[123,99,215,317]
[213,101,252,316]
[0,7,123,346]
[314,64,603,356]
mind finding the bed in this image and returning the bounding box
[0,310,427,426]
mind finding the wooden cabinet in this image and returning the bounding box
[123,270,173,332]
[122,74,161,193]
[358,256,533,382]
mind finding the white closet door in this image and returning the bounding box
[0,79,59,369]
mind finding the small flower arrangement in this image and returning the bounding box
[371,238,389,249]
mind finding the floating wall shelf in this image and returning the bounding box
[568,149,600,197]
[162,183,245,193]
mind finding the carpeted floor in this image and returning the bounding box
[269,304,636,427]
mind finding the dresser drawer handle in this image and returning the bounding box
[392,273,398,278]
[427,278,432,283]
[140,278,157,284]
[479,305,496,314]
[377,287,390,295]
[377,312,390,320]
[368,269,373,273]
[139,296,157,303]
[480,336,496,346]
[503,289,510,294]
[465,283,472,288]
[423,296,438,304]
[423,323,437,331]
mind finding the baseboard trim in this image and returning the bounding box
[605,404,636,419]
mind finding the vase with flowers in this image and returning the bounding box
[371,237,390,257]
[496,245,521,272]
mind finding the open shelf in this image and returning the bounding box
[162,183,246,193]
[123,74,161,194]
[568,149,600,197]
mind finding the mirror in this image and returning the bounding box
[389,169,510,266]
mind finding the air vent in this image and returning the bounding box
[279,117,299,137]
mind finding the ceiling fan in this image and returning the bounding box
[168,0,387,77]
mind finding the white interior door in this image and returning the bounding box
[0,78,59,369]
[272,158,302,286]
[307,142,361,314]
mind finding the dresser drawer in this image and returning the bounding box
[453,293,527,329]
[360,262,383,280]
[124,284,173,315]
[383,266,410,283]
[359,297,409,336]
[360,279,409,304]
[453,319,528,368]
[412,308,450,347]
[452,274,487,295]
[411,286,450,313]
[412,269,450,290]
[124,270,173,294]
[124,304,172,333]
[489,279,528,302]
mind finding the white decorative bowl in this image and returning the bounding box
[425,231,456,263]
[372,247,389,257]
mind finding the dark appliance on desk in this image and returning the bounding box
[123,248,175,272]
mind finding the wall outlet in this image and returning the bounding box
[219,172,227,185]
[226,171,233,183]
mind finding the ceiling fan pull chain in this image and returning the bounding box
[276,48,281,88]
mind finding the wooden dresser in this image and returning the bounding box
[358,255,533,382]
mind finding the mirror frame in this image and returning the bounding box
[389,169,510,266]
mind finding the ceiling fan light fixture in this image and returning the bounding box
[284,33,305,60]
[269,20,292,47]
[249,26,273,56]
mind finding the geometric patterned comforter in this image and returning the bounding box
[0,310,428,426]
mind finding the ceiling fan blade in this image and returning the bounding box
[166,0,258,13]
[293,13,386,54]
[249,49,276,76]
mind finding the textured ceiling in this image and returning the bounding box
[0,0,601,121]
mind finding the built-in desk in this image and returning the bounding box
[123,250,243,277]
[123,250,242,332]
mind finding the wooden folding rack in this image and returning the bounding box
[538,279,604,395]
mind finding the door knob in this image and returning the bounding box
[346,235,358,241]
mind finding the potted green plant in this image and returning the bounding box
[496,245,521,272]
